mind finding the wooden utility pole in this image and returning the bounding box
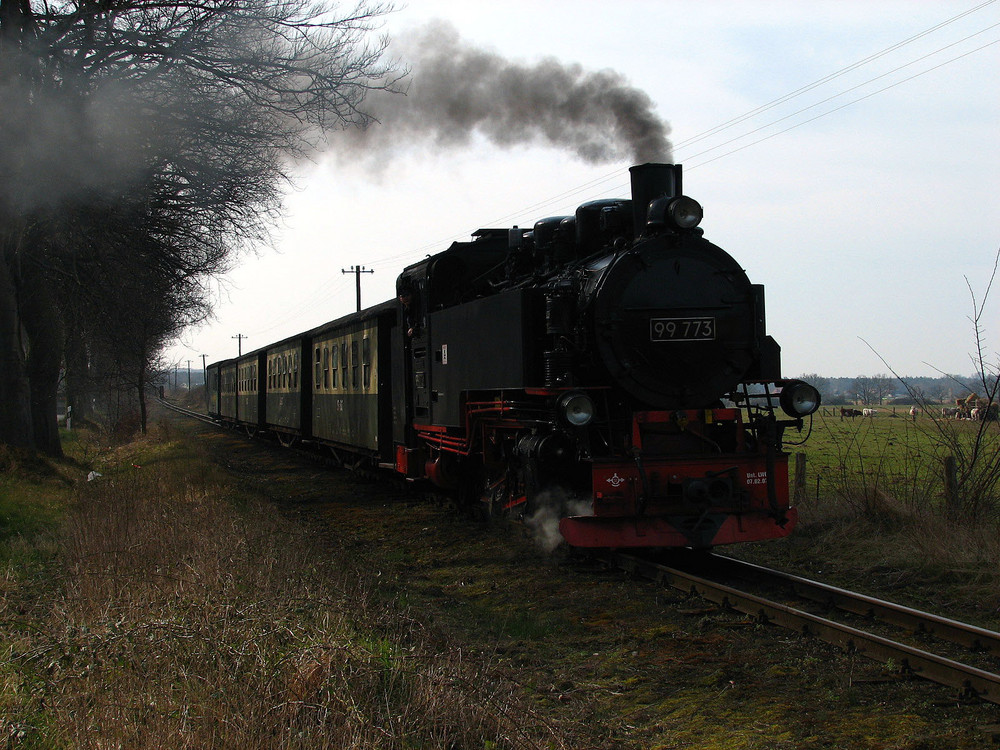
[232,334,247,356]
[342,265,374,312]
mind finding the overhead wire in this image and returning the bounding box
[272,1,999,323]
[672,0,998,152]
[686,37,1000,170]
[434,2,1000,241]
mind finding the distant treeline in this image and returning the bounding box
[800,373,993,406]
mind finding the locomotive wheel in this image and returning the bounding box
[481,464,522,521]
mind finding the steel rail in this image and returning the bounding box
[609,553,1000,705]
[157,399,218,425]
[710,554,1000,654]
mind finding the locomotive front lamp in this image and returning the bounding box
[778,380,821,418]
[558,391,596,427]
[667,196,703,229]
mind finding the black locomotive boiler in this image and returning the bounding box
[207,163,819,549]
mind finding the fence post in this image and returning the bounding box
[943,455,958,519]
[793,453,807,506]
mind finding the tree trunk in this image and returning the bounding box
[64,319,95,423]
[137,359,148,434]
[20,259,64,457]
[0,239,34,450]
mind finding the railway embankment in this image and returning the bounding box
[2,408,1000,748]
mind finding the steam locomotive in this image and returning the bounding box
[206,163,819,549]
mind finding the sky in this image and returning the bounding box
[164,0,1000,380]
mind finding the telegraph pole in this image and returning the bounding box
[342,265,374,312]
[232,334,247,356]
[186,360,192,391]
[201,354,208,388]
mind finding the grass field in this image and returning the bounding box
[2,424,556,748]
[792,406,1000,514]
[741,406,1000,620]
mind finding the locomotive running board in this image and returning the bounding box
[559,508,797,549]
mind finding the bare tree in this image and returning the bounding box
[851,373,897,406]
[797,372,830,401]
[875,249,1000,519]
[0,0,399,453]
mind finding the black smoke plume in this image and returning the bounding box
[342,20,672,164]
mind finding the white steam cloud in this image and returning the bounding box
[524,489,594,553]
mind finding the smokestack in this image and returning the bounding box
[629,163,681,238]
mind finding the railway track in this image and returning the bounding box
[157,398,218,426]
[604,551,1000,705]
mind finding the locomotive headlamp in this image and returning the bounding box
[778,380,822,418]
[558,391,595,427]
[645,195,704,232]
[667,196,703,229]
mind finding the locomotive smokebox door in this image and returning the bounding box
[589,235,759,409]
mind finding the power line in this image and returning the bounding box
[673,0,998,152]
[686,38,1000,170]
[251,2,999,321]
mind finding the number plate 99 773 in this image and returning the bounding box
[650,317,716,341]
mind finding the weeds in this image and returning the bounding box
[0,434,566,749]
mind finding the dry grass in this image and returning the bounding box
[1,436,566,749]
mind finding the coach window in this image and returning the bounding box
[331,344,338,389]
[341,343,348,391]
[351,340,359,390]
[362,336,371,389]
[315,347,322,390]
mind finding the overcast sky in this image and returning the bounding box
[165,0,1000,380]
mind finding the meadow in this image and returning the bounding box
[756,405,1000,620]
[793,406,1000,514]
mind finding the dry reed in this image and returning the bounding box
[2,458,566,749]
